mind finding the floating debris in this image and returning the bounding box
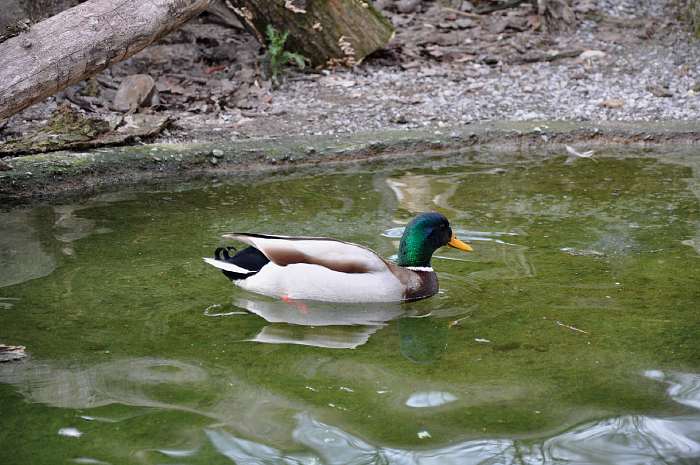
[0,344,26,362]
[556,321,589,335]
[406,391,458,408]
[0,297,20,309]
[560,247,605,257]
[474,338,492,343]
[565,145,596,164]
[203,304,247,317]
[79,415,118,424]
[417,430,432,439]
[448,315,471,327]
[327,403,348,411]
[58,427,83,438]
[157,448,198,458]
[72,458,110,465]
[381,227,405,238]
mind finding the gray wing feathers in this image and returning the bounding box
[221,233,388,274]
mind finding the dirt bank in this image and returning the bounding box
[2,121,699,204]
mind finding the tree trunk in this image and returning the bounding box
[225,0,394,67]
[207,0,244,29]
[0,0,210,121]
[536,0,574,32]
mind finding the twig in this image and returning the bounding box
[442,7,482,19]
[448,315,471,327]
[511,49,583,65]
[64,88,97,113]
[95,76,119,90]
[556,320,588,334]
[476,0,528,15]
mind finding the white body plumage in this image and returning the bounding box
[236,262,405,302]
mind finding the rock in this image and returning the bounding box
[647,84,673,98]
[574,0,597,13]
[397,0,420,14]
[212,149,224,158]
[578,50,606,61]
[490,19,509,34]
[0,104,110,156]
[319,76,356,88]
[599,98,625,109]
[113,74,159,113]
[460,1,474,12]
[373,0,393,11]
[391,114,409,124]
[455,18,474,29]
[0,159,12,171]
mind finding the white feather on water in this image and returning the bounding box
[406,391,458,408]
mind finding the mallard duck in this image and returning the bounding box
[203,212,472,303]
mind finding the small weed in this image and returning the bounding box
[265,25,306,86]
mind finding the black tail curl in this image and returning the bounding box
[213,246,269,281]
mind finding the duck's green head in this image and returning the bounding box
[397,212,472,268]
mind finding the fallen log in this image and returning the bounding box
[0,0,210,120]
[223,0,395,67]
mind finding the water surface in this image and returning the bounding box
[1,149,700,464]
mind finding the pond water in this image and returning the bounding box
[1,148,699,465]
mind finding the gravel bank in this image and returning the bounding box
[169,0,699,140]
[267,42,699,136]
[1,0,698,146]
[256,1,700,137]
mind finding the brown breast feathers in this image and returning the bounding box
[384,260,439,302]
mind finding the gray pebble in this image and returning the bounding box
[397,0,420,14]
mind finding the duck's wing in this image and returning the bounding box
[222,233,389,274]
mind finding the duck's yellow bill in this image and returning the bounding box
[448,235,473,252]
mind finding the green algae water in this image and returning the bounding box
[1,149,700,464]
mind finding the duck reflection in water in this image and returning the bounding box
[399,316,448,364]
[221,294,449,360]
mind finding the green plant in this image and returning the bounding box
[265,25,306,85]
